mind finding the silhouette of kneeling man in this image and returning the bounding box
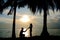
[19,28,25,38]
[19,23,33,38]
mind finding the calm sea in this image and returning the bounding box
[0,28,60,38]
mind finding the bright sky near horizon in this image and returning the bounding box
[0,5,60,38]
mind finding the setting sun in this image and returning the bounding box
[19,15,30,22]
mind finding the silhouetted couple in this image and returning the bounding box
[19,23,33,38]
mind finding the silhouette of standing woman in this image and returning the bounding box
[26,23,33,37]
[28,23,33,37]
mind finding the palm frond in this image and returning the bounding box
[0,0,60,14]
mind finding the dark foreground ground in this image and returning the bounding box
[0,35,60,40]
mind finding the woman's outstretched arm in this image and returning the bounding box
[24,27,29,32]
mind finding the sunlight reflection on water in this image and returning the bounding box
[16,29,30,38]
[23,28,29,37]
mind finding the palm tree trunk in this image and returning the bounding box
[41,0,49,37]
[41,8,49,37]
[43,8,47,32]
[12,7,16,39]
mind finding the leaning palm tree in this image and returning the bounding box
[0,0,27,39]
[4,0,18,39]
[0,0,60,39]
[0,0,18,39]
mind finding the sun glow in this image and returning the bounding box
[20,15,30,22]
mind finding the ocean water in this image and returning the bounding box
[0,28,60,38]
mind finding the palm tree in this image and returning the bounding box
[23,0,54,37]
[0,0,60,39]
[0,0,17,39]
[18,0,60,37]
[1,0,27,39]
[5,0,18,39]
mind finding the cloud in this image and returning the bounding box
[47,13,60,29]
[0,16,13,23]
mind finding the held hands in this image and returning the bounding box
[24,27,29,32]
